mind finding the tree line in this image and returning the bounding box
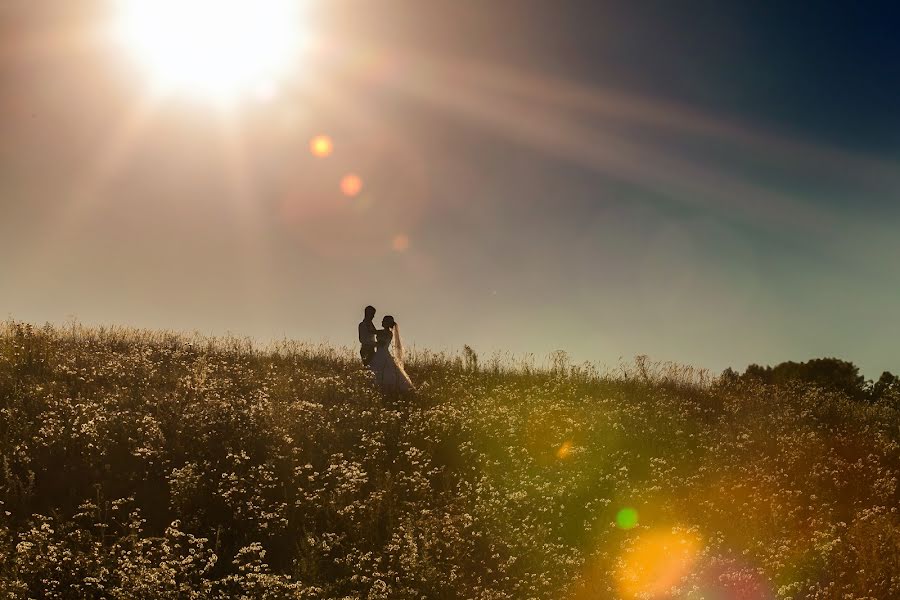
[722,357,900,403]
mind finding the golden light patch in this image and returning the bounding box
[556,440,574,459]
[310,135,333,158]
[616,529,701,598]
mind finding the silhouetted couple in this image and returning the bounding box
[358,306,414,392]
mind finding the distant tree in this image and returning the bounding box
[719,367,740,385]
[743,363,773,383]
[869,371,900,404]
[738,357,868,400]
[777,358,866,399]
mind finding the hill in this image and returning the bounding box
[1,321,898,598]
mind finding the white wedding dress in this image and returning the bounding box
[368,329,414,392]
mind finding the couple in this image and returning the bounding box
[358,306,414,392]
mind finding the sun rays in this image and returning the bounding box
[12,0,898,314]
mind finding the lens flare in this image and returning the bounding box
[340,174,363,197]
[616,507,639,529]
[692,559,775,600]
[617,529,701,598]
[392,234,410,252]
[556,440,574,459]
[310,135,334,158]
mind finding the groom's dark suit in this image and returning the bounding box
[358,318,377,365]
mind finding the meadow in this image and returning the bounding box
[1,321,898,599]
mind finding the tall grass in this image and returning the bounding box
[1,320,898,599]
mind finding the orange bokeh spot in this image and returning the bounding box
[616,530,702,598]
[392,234,410,252]
[310,135,333,158]
[340,174,363,197]
[556,440,574,459]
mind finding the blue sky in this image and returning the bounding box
[1,1,898,376]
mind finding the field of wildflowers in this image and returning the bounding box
[1,321,898,599]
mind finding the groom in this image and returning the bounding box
[358,305,377,365]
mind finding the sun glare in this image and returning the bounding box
[113,0,304,103]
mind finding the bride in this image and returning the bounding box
[368,315,414,392]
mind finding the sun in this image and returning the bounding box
[113,0,304,103]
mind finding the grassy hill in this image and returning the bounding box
[1,321,898,599]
